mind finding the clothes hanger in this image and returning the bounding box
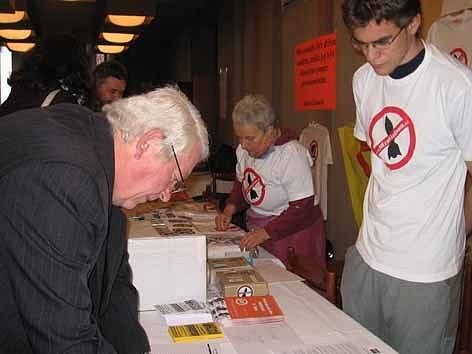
[442,7,472,20]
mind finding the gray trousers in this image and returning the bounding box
[341,246,461,354]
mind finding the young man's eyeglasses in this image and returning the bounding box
[171,145,186,194]
[351,25,407,53]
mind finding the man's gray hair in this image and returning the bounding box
[232,94,276,132]
[103,86,209,160]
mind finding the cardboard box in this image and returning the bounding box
[128,235,207,310]
[216,269,269,297]
[207,256,252,285]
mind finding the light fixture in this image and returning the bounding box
[6,42,35,52]
[0,10,25,24]
[105,0,156,27]
[0,29,32,40]
[97,44,126,54]
[101,32,135,44]
[107,14,146,27]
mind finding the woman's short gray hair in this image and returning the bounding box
[103,86,209,160]
[232,94,276,132]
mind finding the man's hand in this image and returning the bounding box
[240,228,270,250]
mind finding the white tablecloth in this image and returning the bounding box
[140,271,398,354]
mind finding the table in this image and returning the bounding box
[126,201,398,354]
[139,268,398,354]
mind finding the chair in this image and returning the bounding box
[455,245,472,354]
[287,246,337,306]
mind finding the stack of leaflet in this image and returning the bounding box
[155,299,213,326]
[214,295,284,327]
[167,322,224,343]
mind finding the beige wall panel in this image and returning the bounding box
[243,0,280,105]
[421,0,443,36]
[329,0,365,259]
[281,0,332,133]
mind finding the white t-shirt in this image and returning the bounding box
[353,42,472,283]
[235,140,314,216]
[427,9,472,68]
[299,122,333,220]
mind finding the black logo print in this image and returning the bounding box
[385,115,401,160]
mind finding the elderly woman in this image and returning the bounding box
[215,94,326,268]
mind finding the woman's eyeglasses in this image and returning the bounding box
[171,145,187,194]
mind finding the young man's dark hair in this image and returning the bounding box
[342,0,421,36]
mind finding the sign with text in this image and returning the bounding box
[295,32,336,111]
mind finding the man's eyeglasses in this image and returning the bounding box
[351,25,406,53]
[171,144,186,194]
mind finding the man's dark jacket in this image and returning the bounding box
[0,104,150,353]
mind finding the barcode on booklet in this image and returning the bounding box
[156,299,205,314]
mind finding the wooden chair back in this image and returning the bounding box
[287,246,337,306]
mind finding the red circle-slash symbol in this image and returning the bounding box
[369,106,416,170]
[450,48,468,66]
[242,167,265,206]
[309,140,319,161]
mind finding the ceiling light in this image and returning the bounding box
[6,42,35,52]
[0,29,32,40]
[97,44,126,54]
[107,14,146,27]
[0,10,25,24]
[102,32,135,44]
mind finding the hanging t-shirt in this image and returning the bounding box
[299,122,333,220]
[441,0,472,16]
[235,140,314,217]
[353,42,472,283]
[427,9,472,68]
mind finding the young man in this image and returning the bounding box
[341,1,472,353]
[0,87,209,353]
[93,60,128,108]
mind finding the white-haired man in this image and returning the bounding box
[0,87,209,354]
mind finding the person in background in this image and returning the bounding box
[92,59,128,110]
[340,1,472,353]
[0,86,209,354]
[215,94,326,269]
[0,35,90,117]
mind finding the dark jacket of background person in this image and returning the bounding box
[0,35,90,117]
[0,104,150,353]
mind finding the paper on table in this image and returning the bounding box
[152,343,222,354]
[128,236,207,310]
[270,342,368,354]
[253,259,303,284]
[223,322,303,354]
[127,217,159,238]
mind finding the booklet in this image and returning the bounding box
[155,299,213,326]
[168,322,224,343]
[221,295,284,326]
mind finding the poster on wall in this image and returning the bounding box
[295,32,336,111]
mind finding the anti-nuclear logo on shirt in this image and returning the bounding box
[368,106,416,170]
[242,167,266,206]
[309,140,319,161]
[450,48,468,66]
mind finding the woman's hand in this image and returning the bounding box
[240,229,270,250]
[215,204,236,231]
